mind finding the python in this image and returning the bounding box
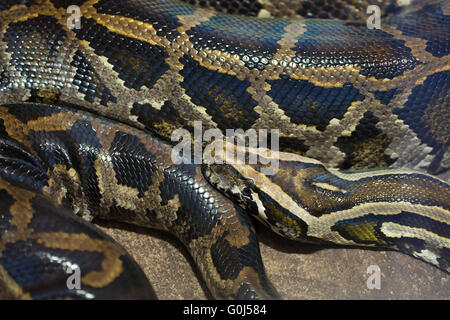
[171,121,280,174]
[0,0,448,299]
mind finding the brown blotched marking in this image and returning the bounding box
[336,111,395,170]
[108,131,158,197]
[91,124,184,230]
[0,0,449,299]
[0,177,35,251]
[265,162,449,217]
[130,101,192,141]
[73,17,170,93]
[381,25,436,64]
[206,140,449,246]
[18,103,278,299]
[0,105,74,152]
[45,165,85,216]
[246,20,310,146]
[73,3,220,132]
[0,264,32,300]
[34,232,123,288]
[187,208,275,298]
[0,174,156,299]
[150,165,278,299]
[193,166,251,249]
[421,93,449,147]
[87,3,220,129]
[2,14,68,93]
[0,0,447,173]
[69,50,117,106]
[137,7,219,131]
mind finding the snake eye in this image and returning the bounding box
[240,186,253,203]
[245,178,255,189]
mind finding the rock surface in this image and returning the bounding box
[99,218,449,300]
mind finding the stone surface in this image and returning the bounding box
[98,218,449,300]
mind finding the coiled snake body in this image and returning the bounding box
[0,0,449,299]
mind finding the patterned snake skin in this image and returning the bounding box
[0,0,449,299]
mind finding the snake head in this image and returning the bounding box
[201,163,255,206]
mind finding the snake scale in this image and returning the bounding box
[0,0,449,299]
